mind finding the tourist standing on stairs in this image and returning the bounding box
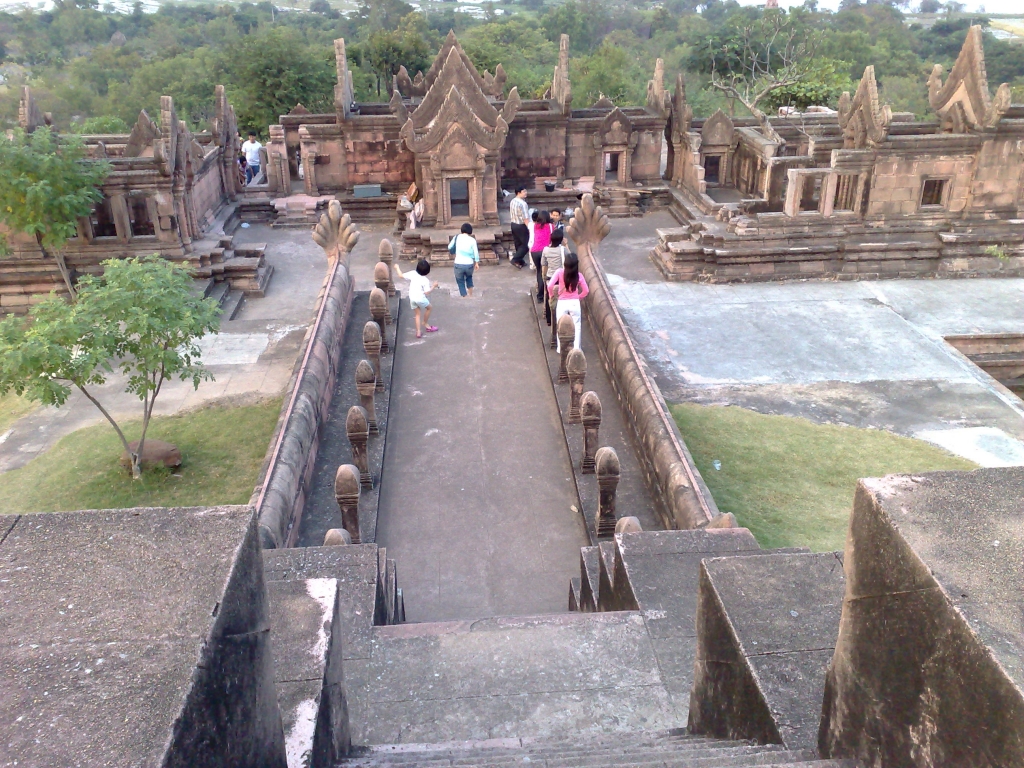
[242,132,263,185]
[531,210,553,303]
[394,259,439,338]
[547,252,589,352]
[451,222,480,297]
[509,185,530,269]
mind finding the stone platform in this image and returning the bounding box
[399,225,513,265]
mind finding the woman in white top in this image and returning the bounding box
[451,222,480,297]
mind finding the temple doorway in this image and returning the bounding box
[448,178,470,218]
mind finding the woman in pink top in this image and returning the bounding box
[531,210,553,303]
[546,252,589,352]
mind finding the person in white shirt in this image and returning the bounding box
[509,185,530,269]
[451,223,480,297]
[241,132,262,185]
[394,259,439,338]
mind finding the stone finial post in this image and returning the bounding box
[355,360,378,435]
[378,239,396,296]
[369,288,391,352]
[595,446,620,538]
[334,464,361,544]
[566,349,587,423]
[324,528,352,546]
[566,193,611,257]
[557,313,575,382]
[615,516,642,534]
[363,321,383,392]
[346,405,372,489]
[580,391,602,474]
[373,263,393,323]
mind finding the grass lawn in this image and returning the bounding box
[0,398,281,514]
[671,403,978,553]
[0,392,37,433]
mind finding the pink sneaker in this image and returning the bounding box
[425,325,439,332]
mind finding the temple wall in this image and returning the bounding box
[566,123,599,179]
[192,155,228,225]
[504,111,568,181]
[866,152,974,217]
[343,118,414,192]
[968,136,1024,213]
[630,129,663,184]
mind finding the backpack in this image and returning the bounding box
[448,235,458,256]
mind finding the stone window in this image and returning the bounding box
[704,155,721,184]
[921,178,947,208]
[833,174,858,212]
[128,196,155,237]
[90,197,117,238]
[800,177,822,213]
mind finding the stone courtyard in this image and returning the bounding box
[2,24,1024,768]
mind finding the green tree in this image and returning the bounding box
[69,115,131,133]
[360,21,432,97]
[761,58,854,110]
[0,129,109,298]
[0,256,220,478]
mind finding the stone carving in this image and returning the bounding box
[837,66,892,149]
[369,288,390,355]
[363,321,383,392]
[566,349,587,424]
[18,86,50,133]
[595,446,620,538]
[615,516,642,534]
[551,34,572,115]
[701,109,735,147]
[334,464,361,544]
[581,391,602,474]
[670,73,693,140]
[928,25,1010,132]
[334,38,355,120]
[377,239,396,296]
[324,528,352,546]
[346,405,372,489]
[646,58,671,118]
[567,193,612,252]
[591,94,615,109]
[395,30,506,99]
[557,314,576,382]
[355,360,378,435]
[312,199,361,263]
[373,264,393,324]
[124,109,161,158]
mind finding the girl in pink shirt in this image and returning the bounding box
[531,211,553,302]
[547,252,589,352]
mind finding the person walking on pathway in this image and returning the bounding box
[451,222,480,297]
[541,229,568,326]
[530,210,553,302]
[509,185,530,269]
[241,132,262,185]
[547,252,589,352]
[394,259,439,338]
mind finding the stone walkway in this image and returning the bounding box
[375,269,589,623]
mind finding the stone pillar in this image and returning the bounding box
[323,528,351,546]
[596,446,620,538]
[355,360,378,436]
[378,239,396,296]
[566,349,587,423]
[557,313,575,382]
[363,321,383,393]
[615,516,642,534]
[581,391,602,474]
[334,464,361,544]
[373,264,393,324]
[346,405,371,489]
[369,289,390,354]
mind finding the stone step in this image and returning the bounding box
[207,279,230,309]
[223,289,245,320]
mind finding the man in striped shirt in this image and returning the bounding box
[509,185,530,270]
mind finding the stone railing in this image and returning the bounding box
[569,194,720,529]
[250,202,360,548]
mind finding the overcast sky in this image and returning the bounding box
[737,0,1008,13]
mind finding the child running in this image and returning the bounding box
[394,258,440,338]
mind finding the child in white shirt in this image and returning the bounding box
[394,259,439,338]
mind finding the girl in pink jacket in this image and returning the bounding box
[546,252,589,352]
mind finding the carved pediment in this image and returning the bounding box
[646,58,670,117]
[928,25,1010,132]
[669,72,692,141]
[124,109,160,157]
[701,109,734,146]
[837,65,892,149]
[396,30,505,99]
[400,84,514,154]
[600,107,633,145]
[412,46,500,130]
[591,94,615,109]
[289,103,311,116]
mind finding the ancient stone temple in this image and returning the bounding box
[652,25,1024,282]
[1,86,271,311]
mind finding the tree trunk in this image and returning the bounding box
[35,232,77,300]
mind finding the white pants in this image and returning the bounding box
[555,298,581,353]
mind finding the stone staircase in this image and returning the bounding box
[341,731,858,767]
[189,235,274,297]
